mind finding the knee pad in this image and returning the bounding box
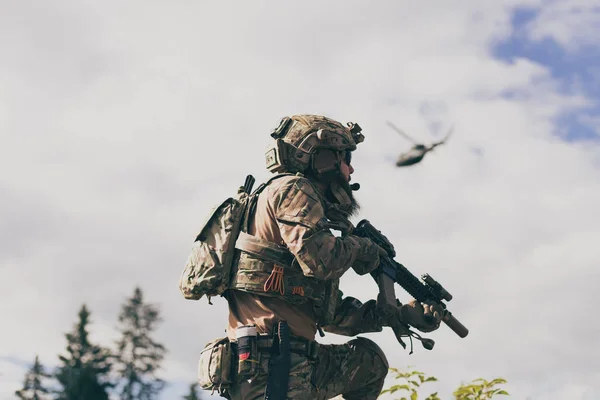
[349,337,389,373]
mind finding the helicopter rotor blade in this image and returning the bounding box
[441,123,455,143]
[386,121,419,145]
[431,123,455,146]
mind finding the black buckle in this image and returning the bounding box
[306,341,319,360]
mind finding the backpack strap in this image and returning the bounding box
[242,173,296,233]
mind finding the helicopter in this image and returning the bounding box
[386,121,454,167]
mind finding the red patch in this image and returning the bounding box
[239,352,250,361]
[292,286,305,296]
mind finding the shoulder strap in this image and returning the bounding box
[242,173,296,233]
[251,172,295,196]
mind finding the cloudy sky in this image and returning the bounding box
[1,0,599,399]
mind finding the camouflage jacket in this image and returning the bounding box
[228,173,384,338]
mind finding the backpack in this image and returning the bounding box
[179,174,290,303]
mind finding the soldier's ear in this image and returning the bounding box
[312,149,338,170]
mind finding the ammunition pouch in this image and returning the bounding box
[197,337,234,395]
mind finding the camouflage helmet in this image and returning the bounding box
[265,114,365,174]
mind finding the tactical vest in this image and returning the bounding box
[228,175,340,326]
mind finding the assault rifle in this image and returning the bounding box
[353,219,469,352]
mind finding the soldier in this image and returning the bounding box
[192,115,443,400]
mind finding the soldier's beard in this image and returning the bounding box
[326,176,361,218]
[306,167,360,218]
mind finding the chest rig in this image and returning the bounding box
[228,174,351,326]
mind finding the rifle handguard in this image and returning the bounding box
[354,219,470,341]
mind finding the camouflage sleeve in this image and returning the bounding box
[270,176,381,281]
[320,290,384,336]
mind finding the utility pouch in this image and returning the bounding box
[198,337,234,394]
[235,325,259,381]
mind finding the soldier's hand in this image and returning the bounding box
[399,299,443,333]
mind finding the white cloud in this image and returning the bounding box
[525,0,600,50]
[1,1,599,399]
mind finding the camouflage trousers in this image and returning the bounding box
[226,336,389,400]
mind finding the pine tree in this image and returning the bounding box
[15,355,52,400]
[183,383,201,400]
[114,287,166,400]
[54,304,113,400]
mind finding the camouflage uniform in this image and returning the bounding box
[182,115,443,399]
[229,337,388,400]
[224,115,390,400]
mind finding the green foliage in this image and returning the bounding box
[183,382,202,400]
[54,304,114,400]
[19,288,175,400]
[453,378,509,399]
[15,355,52,400]
[114,287,167,400]
[380,367,509,400]
[380,367,441,400]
